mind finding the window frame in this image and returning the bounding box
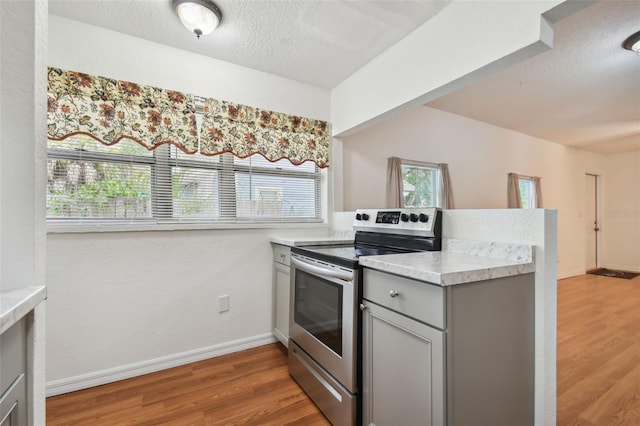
[399,160,442,208]
[517,176,538,209]
[46,140,325,228]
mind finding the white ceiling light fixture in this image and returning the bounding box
[172,0,222,39]
[623,30,640,54]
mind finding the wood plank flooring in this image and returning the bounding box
[557,273,640,426]
[47,273,640,425]
[46,343,330,425]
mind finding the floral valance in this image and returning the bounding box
[199,98,330,168]
[47,67,198,153]
[47,67,330,168]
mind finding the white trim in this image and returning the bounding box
[600,264,640,274]
[272,328,289,348]
[45,333,276,397]
[557,270,586,280]
[558,265,640,281]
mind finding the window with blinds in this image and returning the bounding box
[46,133,323,223]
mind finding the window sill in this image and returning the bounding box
[46,220,330,234]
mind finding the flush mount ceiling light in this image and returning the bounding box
[623,30,640,54]
[172,0,222,39]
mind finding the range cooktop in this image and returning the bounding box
[292,208,443,269]
[292,244,410,268]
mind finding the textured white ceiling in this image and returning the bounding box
[48,0,452,89]
[427,0,640,154]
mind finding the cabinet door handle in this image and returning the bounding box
[360,303,368,311]
[389,290,400,298]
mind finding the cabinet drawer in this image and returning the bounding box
[363,269,445,329]
[272,244,291,266]
[0,320,26,396]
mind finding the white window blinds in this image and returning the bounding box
[47,134,323,223]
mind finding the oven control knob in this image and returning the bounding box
[419,213,429,223]
[362,213,370,221]
[409,213,419,222]
[400,213,409,222]
[355,213,362,221]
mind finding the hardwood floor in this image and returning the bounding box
[47,273,640,425]
[46,343,330,425]
[557,273,640,426]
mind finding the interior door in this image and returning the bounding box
[585,174,599,270]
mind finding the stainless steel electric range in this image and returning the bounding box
[288,208,442,425]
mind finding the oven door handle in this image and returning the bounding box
[291,256,354,283]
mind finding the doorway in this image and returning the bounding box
[585,174,600,271]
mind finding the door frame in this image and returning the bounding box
[585,173,601,271]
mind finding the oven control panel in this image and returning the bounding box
[376,211,401,224]
[353,208,441,237]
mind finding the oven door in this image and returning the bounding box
[289,253,358,393]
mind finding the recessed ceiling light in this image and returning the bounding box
[172,0,222,39]
[623,30,640,54]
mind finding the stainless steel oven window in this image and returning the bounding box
[293,269,343,355]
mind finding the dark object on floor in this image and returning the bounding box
[588,268,640,280]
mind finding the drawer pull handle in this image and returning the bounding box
[389,290,400,298]
[360,303,368,311]
[280,253,286,259]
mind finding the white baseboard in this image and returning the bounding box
[557,265,640,281]
[602,264,640,274]
[557,270,585,280]
[46,333,276,397]
[272,328,289,348]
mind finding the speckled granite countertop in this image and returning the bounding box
[1,286,47,334]
[359,239,534,286]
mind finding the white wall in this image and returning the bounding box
[1,0,48,423]
[339,106,605,278]
[46,227,328,391]
[1,0,47,291]
[46,15,332,393]
[602,150,640,272]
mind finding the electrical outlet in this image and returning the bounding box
[218,295,229,313]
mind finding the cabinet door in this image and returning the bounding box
[362,302,445,426]
[273,262,290,346]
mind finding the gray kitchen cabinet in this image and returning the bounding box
[0,319,27,426]
[272,243,291,346]
[362,268,534,426]
[362,301,444,426]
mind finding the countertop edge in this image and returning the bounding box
[439,262,535,286]
[359,256,535,287]
[1,286,47,334]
